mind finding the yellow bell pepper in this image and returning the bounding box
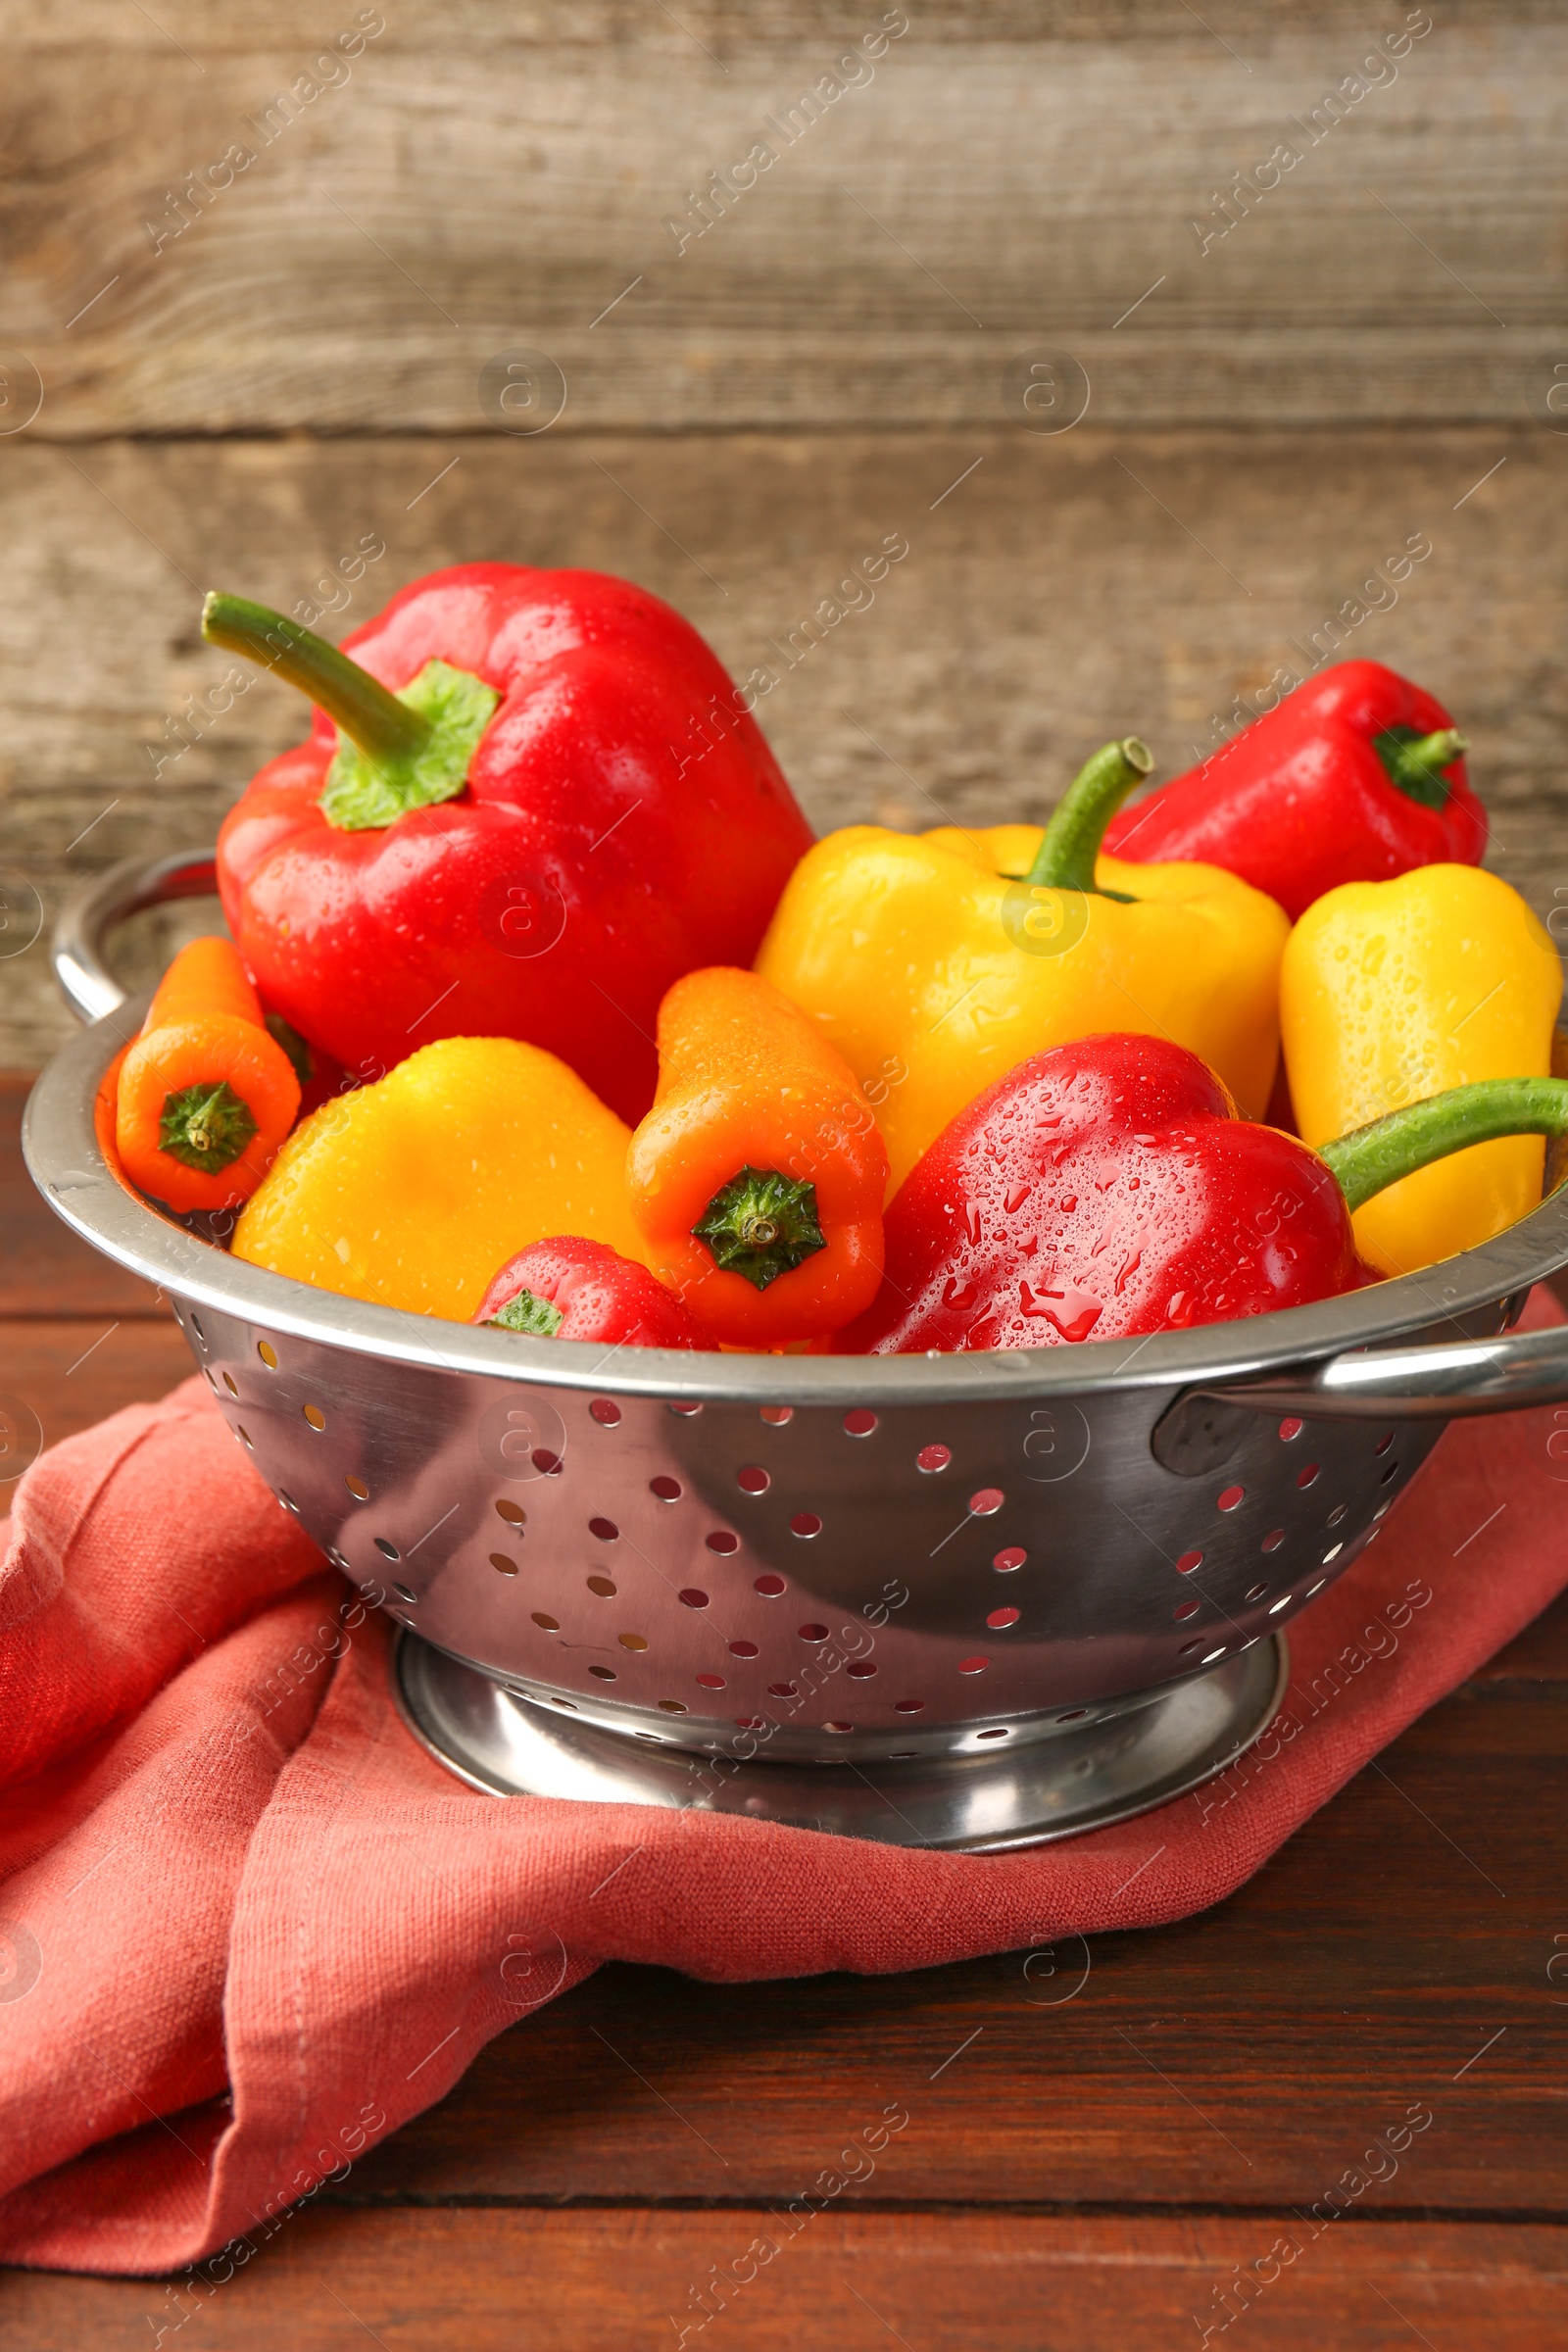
[1281,865,1561,1276]
[756,739,1290,1190]
[233,1036,641,1319]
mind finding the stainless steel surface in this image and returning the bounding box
[50,847,219,1025]
[24,849,1568,1842]
[393,1627,1291,1849]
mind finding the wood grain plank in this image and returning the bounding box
[1,1318,195,1466]
[5,2210,1566,2350]
[4,425,1567,1070]
[334,1653,1568,2212]
[3,2,1559,49]
[4,21,1563,431]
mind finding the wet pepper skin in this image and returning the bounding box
[839,1034,1371,1355]
[216,564,813,1124]
[472,1238,717,1350]
[1104,661,1485,921]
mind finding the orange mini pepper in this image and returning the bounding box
[628,968,888,1345]
[116,937,300,1213]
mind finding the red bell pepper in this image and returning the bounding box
[472,1237,718,1349]
[838,1035,1568,1355]
[205,568,813,1125]
[1102,661,1485,921]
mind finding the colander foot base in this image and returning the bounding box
[393,1633,1289,1853]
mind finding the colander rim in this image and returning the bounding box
[24,997,1568,1409]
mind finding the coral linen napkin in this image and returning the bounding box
[1,1292,1564,2276]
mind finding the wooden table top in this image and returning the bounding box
[4,1067,1567,2348]
[7,4,1568,2336]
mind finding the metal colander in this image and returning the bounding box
[23,851,1568,1850]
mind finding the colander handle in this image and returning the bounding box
[52,849,220,1024]
[1153,1313,1568,1472]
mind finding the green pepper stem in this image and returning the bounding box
[1373,726,1468,811]
[1319,1077,1568,1213]
[1023,738,1155,894]
[202,592,430,765]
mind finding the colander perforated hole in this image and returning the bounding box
[1217,1485,1245,1512]
[257,1341,277,1369]
[679,1588,709,1609]
[823,1722,854,1735]
[1268,1593,1293,1614]
[390,1582,416,1604]
[890,1750,918,1760]
[1327,1504,1347,1526]
[373,1536,398,1558]
[1279,1416,1303,1441]
[496,1500,525,1527]
[326,1547,349,1569]
[957,1655,990,1675]
[755,1574,786,1596]
[729,1640,760,1658]
[1055,1707,1088,1722]
[590,1517,618,1542]
[1306,1577,1327,1594]
[790,1513,821,1539]
[1375,1430,1395,1454]
[1176,1549,1203,1575]
[799,1623,828,1642]
[550,1697,578,1711]
[533,1449,563,1476]
[190,1312,206,1346]
[894,1699,924,1714]
[589,1665,616,1682]
[1322,1543,1344,1564]
[1262,1529,1285,1552]
[668,1401,703,1417]
[345,1474,368,1501]
[619,1633,649,1651]
[1201,1646,1227,1664]
[1178,1638,1204,1656]
[993,1546,1025,1573]
[491,1553,518,1576]
[760,1405,793,1426]
[532,1611,559,1630]
[986,1606,1019,1630]
[1296,1463,1320,1489]
[221,1370,238,1396]
[737,1466,770,1494]
[587,1575,616,1597]
[659,1698,688,1712]
[1245,1581,1268,1602]
[203,1367,218,1390]
[768,1681,798,1697]
[303,1403,325,1431]
[917,1444,952,1473]
[844,1409,877,1437]
[696,1672,726,1690]
[590,1398,621,1427]
[1380,1462,1399,1485]
[735,1716,765,1730]
[846,1660,876,1678]
[650,1476,682,1501]
[977,1728,1009,1741]
[1373,1499,1393,1520]
[969,1487,1004,1514]
[706,1530,740,1555]
[236,1426,252,1447]
[1174,1599,1200,1621]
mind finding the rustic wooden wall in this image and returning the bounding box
[3,0,1565,1065]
